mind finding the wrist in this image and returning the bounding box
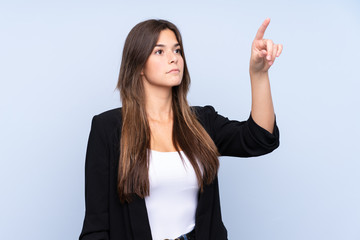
[250,70,269,82]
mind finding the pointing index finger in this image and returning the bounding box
[254,18,270,40]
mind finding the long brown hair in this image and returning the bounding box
[117,19,219,203]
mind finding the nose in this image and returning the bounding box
[167,50,178,64]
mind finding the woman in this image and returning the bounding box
[79,19,282,240]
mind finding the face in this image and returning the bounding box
[141,29,184,90]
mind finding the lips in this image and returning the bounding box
[167,69,180,73]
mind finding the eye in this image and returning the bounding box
[155,49,163,55]
[174,48,182,54]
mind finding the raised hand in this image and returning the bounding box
[249,18,283,74]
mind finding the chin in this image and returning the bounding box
[171,80,182,87]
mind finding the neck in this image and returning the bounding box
[144,82,173,122]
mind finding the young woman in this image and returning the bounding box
[79,19,282,240]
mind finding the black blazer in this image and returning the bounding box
[79,105,280,240]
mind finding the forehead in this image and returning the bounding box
[156,29,179,44]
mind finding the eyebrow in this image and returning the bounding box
[154,43,180,48]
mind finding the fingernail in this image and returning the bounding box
[267,55,271,60]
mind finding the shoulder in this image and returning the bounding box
[191,105,219,136]
[191,105,218,124]
[94,107,122,124]
[191,105,217,118]
[90,107,122,137]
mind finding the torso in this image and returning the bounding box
[145,149,198,240]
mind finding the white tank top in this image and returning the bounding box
[145,150,199,240]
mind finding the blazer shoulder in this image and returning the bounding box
[92,107,122,133]
[191,105,216,118]
[191,105,218,137]
[191,105,218,125]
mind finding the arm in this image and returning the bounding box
[79,116,110,240]
[249,18,283,133]
[194,105,279,158]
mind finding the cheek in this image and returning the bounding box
[144,59,161,77]
[150,60,164,75]
[179,58,185,71]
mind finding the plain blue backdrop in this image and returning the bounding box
[1,0,359,239]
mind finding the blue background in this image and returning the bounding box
[1,0,359,239]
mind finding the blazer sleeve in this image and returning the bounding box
[79,116,110,240]
[198,105,280,157]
